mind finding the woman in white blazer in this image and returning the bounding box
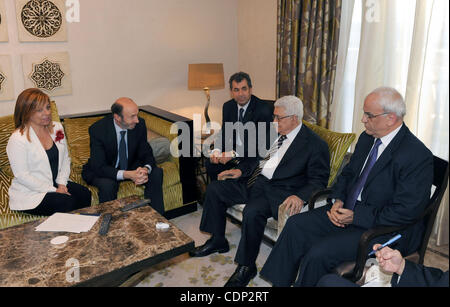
[6,88,91,215]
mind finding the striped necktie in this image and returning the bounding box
[247,135,287,187]
[238,108,244,122]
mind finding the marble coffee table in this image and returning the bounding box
[0,196,194,287]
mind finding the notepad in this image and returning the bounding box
[35,213,100,233]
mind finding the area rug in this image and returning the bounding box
[135,206,272,287]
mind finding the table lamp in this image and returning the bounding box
[188,63,225,127]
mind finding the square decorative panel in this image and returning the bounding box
[22,52,72,96]
[15,0,67,42]
[0,0,9,42]
[0,55,14,101]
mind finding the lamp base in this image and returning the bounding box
[200,130,215,140]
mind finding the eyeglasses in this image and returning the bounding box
[273,114,294,121]
[363,112,389,119]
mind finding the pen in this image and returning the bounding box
[368,234,402,256]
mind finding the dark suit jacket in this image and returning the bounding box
[239,124,330,204]
[330,124,433,253]
[217,95,273,158]
[82,114,156,184]
[392,261,449,287]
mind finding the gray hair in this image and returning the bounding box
[274,95,304,120]
[371,87,406,118]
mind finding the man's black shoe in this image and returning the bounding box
[188,238,229,257]
[224,264,257,287]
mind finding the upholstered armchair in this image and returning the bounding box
[227,121,356,243]
[276,121,356,237]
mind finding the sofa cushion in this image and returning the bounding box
[0,115,15,174]
[147,129,171,164]
[62,116,105,166]
[302,120,356,187]
[0,169,44,229]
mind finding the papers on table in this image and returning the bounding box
[35,213,100,233]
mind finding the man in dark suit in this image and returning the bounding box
[317,245,449,287]
[82,97,164,214]
[260,87,434,287]
[190,95,330,288]
[207,72,273,181]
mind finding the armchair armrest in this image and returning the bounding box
[277,202,289,236]
[308,188,333,210]
[344,224,409,282]
[277,190,333,237]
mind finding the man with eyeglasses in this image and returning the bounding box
[190,95,330,288]
[260,87,434,287]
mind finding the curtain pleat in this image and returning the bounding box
[277,0,341,128]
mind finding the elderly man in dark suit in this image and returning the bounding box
[206,72,273,181]
[260,87,434,287]
[82,97,164,214]
[190,95,330,288]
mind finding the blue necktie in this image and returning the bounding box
[344,138,382,210]
[118,131,127,170]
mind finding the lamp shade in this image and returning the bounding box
[188,63,225,90]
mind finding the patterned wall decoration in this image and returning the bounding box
[0,73,4,89]
[0,0,9,42]
[30,59,65,91]
[0,55,14,101]
[22,52,72,96]
[15,0,67,42]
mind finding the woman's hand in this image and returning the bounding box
[56,184,71,195]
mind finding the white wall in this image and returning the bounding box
[238,0,277,100]
[0,0,277,124]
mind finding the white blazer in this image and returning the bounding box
[6,121,71,211]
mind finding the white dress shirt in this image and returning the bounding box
[113,119,152,181]
[261,123,302,180]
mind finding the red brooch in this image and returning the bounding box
[55,130,64,143]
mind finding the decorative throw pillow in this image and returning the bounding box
[147,129,171,164]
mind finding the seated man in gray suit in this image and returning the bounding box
[189,95,330,288]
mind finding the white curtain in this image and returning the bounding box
[335,0,449,245]
[330,0,355,133]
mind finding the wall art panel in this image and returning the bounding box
[0,55,14,101]
[0,0,9,42]
[22,52,72,96]
[16,0,67,42]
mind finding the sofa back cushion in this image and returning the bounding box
[147,129,171,164]
[302,120,356,187]
[139,111,179,168]
[62,116,105,166]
